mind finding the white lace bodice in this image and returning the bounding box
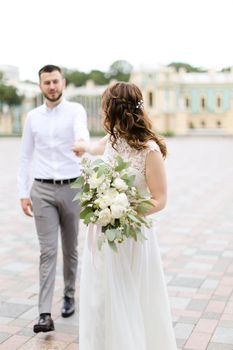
[103,138,160,194]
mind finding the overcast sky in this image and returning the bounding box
[1,0,233,82]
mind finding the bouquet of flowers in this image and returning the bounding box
[72,155,153,252]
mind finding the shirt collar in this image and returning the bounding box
[42,98,67,113]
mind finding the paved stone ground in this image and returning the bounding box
[0,136,233,350]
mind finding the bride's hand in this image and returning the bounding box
[72,140,89,157]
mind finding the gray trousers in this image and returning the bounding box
[30,181,80,314]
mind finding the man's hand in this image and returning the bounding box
[20,198,33,217]
[72,140,88,157]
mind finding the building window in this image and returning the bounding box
[201,120,206,128]
[217,120,221,128]
[148,91,153,107]
[217,96,222,108]
[184,96,190,109]
[200,96,206,110]
[189,122,194,129]
[216,95,223,112]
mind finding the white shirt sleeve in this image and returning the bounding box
[73,104,90,142]
[17,113,35,198]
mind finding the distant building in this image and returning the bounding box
[131,66,233,135]
[0,64,20,84]
[2,66,233,136]
[64,80,106,133]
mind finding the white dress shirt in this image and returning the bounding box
[18,99,90,198]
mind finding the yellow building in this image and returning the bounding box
[1,67,233,136]
[131,66,233,135]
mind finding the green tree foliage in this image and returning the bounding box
[167,62,207,73]
[108,60,133,81]
[221,66,232,72]
[63,68,89,87]
[88,70,108,85]
[0,70,24,106]
[63,60,133,86]
[0,84,24,106]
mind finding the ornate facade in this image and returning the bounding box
[131,67,233,135]
[1,67,233,136]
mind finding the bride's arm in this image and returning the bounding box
[145,150,167,215]
[72,134,109,156]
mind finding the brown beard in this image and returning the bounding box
[43,92,63,102]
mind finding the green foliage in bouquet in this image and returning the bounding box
[71,155,154,252]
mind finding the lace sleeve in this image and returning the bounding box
[145,141,161,155]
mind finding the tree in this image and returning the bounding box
[107,60,133,81]
[63,60,133,86]
[0,84,24,106]
[63,69,89,87]
[221,66,232,72]
[87,70,108,85]
[167,62,207,73]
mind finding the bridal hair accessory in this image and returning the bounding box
[136,100,144,109]
[112,97,144,110]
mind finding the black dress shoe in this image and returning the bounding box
[33,313,55,333]
[61,296,75,318]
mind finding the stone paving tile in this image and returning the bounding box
[212,327,233,344]
[0,302,32,318]
[0,332,11,343]
[0,335,30,349]
[202,312,222,320]
[169,276,205,288]
[207,343,233,350]
[174,323,194,340]
[184,331,212,349]
[205,300,226,314]
[0,316,15,324]
[187,299,209,311]
[193,319,218,334]
[19,338,67,350]
[170,297,192,310]
[65,345,79,350]
[1,136,233,349]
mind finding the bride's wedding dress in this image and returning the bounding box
[79,138,177,350]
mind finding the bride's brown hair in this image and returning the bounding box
[102,82,167,158]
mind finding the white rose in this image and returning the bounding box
[97,208,112,226]
[100,188,119,208]
[89,173,105,189]
[95,197,109,209]
[111,204,127,219]
[98,179,111,193]
[114,193,129,208]
[130,187,137,196]
[112,178,128,191]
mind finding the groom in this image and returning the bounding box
[18,64,89,332]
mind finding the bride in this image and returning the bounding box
[73,82,177,350]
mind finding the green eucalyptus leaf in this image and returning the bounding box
[71,176,85,188]
[91,159,105,168]
[105,229,118,242]
[97,166,106,178]
[115,155,129,172]
[83,183,90,192]
[72,191,81,202]
[137,200,154,214]
[83,212,96,224]
[125,175,136,187]
[127,214,141,224]
[80,207,94,219]
[108,240,118,253]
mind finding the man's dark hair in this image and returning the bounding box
[38,65,62,79]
